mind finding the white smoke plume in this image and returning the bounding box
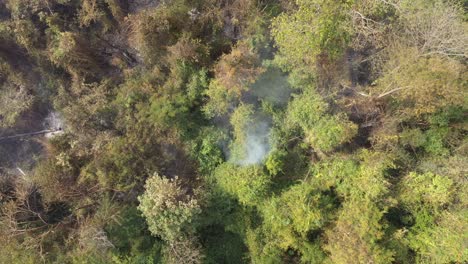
[218,67,291,166]
[238,121,270,165]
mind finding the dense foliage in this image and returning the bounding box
[0,0,466,263]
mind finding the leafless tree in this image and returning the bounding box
[164,236,205,264]
[399,0,467,59]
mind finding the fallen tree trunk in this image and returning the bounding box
[0,129,62,141]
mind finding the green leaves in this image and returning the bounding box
[189,127,225,175]
[260,182,334,254]
[399,172,454,211]
[325,198,395,264]
[304,115,357,152]
[1,0,467,263]
[271,0,353,72]
[287,90,328,127]
[287,90,357,152]
[407,209,468,263]
[213,163,271,206]
[375,47,466,117]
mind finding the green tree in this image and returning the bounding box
[374,47,466,117]
[272,0,353,72]
[48,31,104,78]
[128,1,190,66]
[287,89,357,152]
[213,163,271,206]
[214,41,264,94]
[325,199,394,264]
[0,61,34,128]
[406,209,468,263]
[138,173,201,242]
[105,206,163,263]
[260,182,332,263]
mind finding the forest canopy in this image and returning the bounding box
[0,0,467,263]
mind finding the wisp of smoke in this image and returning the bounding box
[238,121,270,166]
[44,111,64,138]
[226,67,291,166]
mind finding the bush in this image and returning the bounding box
[78,0,114,31]
[203,79,239,117]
